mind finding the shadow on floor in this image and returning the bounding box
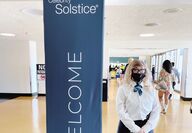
[0,94,19,103]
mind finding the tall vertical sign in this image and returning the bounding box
[43,0,104,133]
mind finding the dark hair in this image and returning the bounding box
[163,60,172,73]
[171,62,175,67]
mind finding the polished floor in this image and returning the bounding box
[0,79,191,133]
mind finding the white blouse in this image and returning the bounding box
[116,82,160,133]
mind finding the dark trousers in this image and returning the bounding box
[152,74,155,81]
[117,117,154,133]
[172,81,176,90]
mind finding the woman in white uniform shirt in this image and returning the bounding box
[116,60,160,133]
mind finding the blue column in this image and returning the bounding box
[43,0,104,133]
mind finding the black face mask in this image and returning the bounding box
[131,73,145,83]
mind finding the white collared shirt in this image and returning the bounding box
[116,82,160,133]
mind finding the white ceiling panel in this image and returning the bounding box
[0,1,43,41]
[105,0,192,5]
[104,5,192,41]
[109,48,174,57]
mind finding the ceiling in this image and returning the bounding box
[105,5,192,42]
[0,1,43,41]
[105,0,192,5]
[109,48,175,57]
[0,0,192,55]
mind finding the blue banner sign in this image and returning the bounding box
[43,0,104,133]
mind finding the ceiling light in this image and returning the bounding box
[21,8,43,16]
[139,33,155,37]
[163,8,183,13]
[0,33,16,37]
[145,23,159,27]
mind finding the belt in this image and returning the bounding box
[134,113,150,128]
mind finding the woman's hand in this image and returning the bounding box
[138,128,145,133]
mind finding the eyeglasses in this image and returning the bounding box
[132,68,146,73]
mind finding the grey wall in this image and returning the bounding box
[0,39,31,93]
